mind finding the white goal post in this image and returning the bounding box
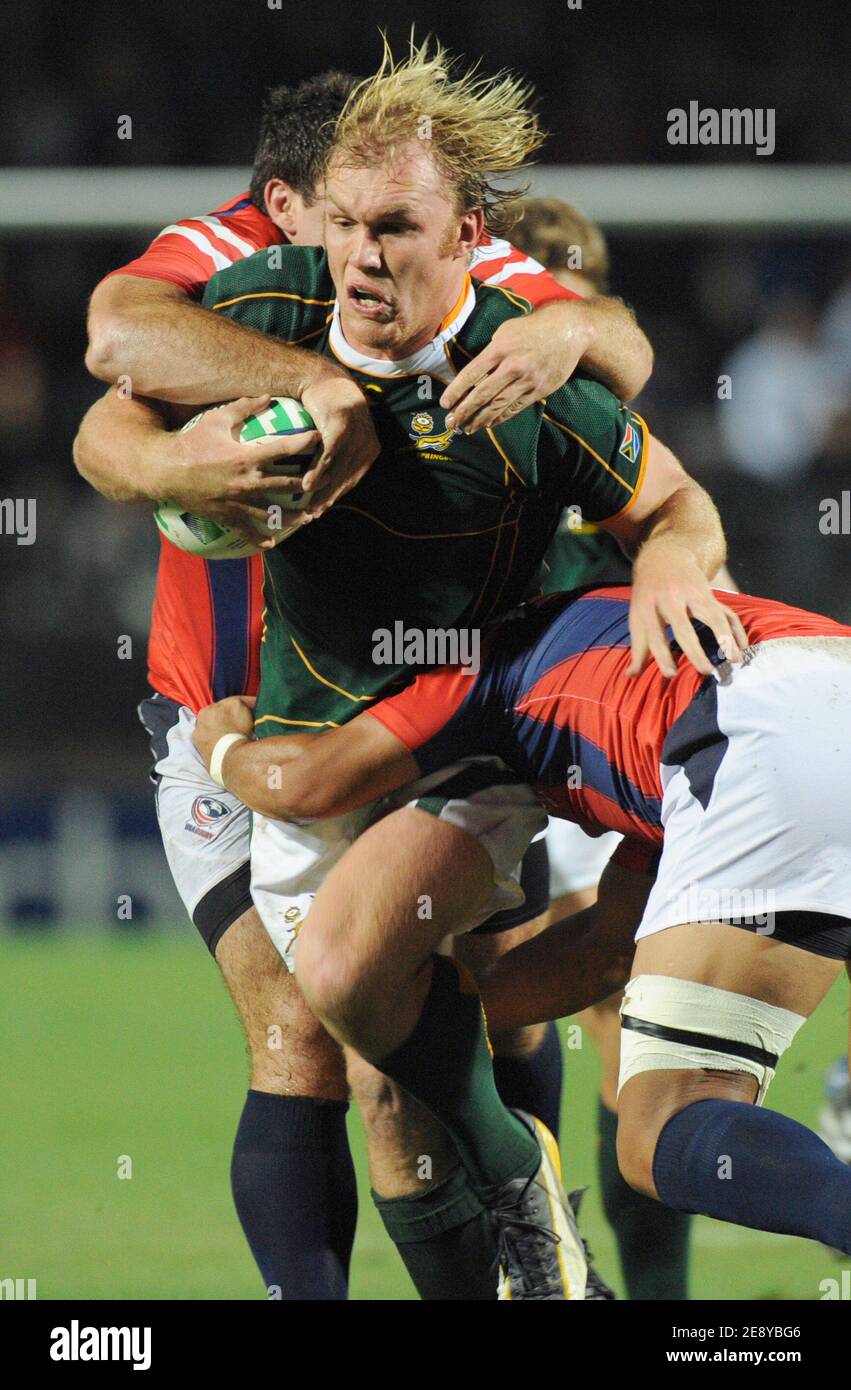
[1,165,849,233]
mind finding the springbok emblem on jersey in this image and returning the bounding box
[408,411,457,453]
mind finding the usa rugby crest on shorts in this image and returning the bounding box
[185,795,232,841]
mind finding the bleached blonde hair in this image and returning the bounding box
[329,35,544,237]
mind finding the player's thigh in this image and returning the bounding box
[630,918,842,1015]
[456,832,551,969]
[297,807,499,1006]
[215,905,347,1098]
[617,921,843,1191]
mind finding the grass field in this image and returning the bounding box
[1,928,848,1301]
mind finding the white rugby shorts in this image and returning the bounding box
[251,755,547,970]
[139,695,252,952]
[638,637,851,947]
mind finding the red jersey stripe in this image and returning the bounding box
[514,647,682,801]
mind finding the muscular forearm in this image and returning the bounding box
[86,276,332,404]
[440,288,654,432]
[480,906,634,1033]
[605,437,739,677]
[73,388,173,504]
[540,296,654,401]
[219,735,336,819]
[605,436,727,584]
[479,859,649,1032]
[83,276,379,511]
[209,718,419,821]
[633,479,727,583]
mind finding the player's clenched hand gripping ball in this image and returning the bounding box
[154,397,319,558]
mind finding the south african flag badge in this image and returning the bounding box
[619,420,640,463]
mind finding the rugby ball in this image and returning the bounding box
[153,397,318,559]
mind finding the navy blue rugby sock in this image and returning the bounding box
[493,1020,564,1139]
[653,1098,851,1253]
[231,1091,358,1299]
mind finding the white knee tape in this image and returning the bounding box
[618,974,806,1106]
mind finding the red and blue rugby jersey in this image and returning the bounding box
[100,193,579,712]
[368,586,851,872]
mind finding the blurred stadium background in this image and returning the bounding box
[1,0,849,1299]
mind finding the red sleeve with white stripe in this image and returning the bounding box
[470,233,581,307]
[98,193,284,299]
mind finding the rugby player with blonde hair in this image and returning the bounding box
[75,47,658,1303]
[198,38,735,1301]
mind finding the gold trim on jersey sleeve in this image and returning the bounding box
[543,410,637,497]
[447,337,474,361]
[283,314,334,347]
[593,410,651,523]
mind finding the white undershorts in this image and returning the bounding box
[546,818,623,898]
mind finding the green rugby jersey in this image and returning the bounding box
[203,246,649,733]
[541,518,633,595]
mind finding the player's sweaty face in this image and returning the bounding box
[325,145,473,359]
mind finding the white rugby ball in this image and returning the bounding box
[153,396,318,559]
